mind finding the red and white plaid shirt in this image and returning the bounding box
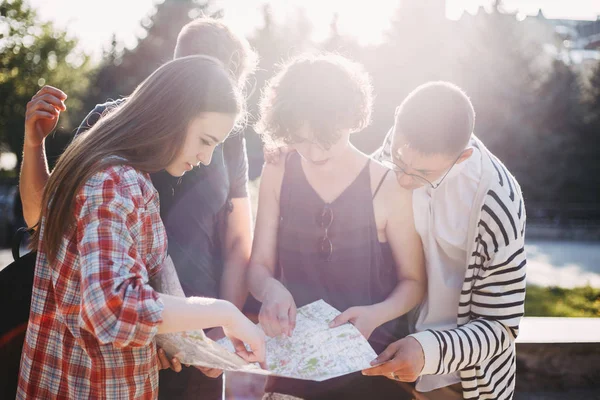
[18,165,167,399]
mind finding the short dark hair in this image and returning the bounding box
[174,18,257,86]
[394,81,475,155]
[255,53,373,149]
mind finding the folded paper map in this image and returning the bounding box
[155,330,269,375]
[219,299,378,381]
[156,299,377,381]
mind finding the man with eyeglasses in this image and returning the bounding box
[363,82,526,400]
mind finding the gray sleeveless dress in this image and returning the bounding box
[265,152,411,399]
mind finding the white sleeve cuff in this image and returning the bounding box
[409,331,441,376]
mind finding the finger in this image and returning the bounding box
[370,342,401,365]
[199,368,223,378]
[235,329,265,364]
[253,339,266,364]
[157,348,171,370]
[394,373,418,382]
[259,309,276,338]
[232,337,252,362]
[258,308,271,336]
[27,101,59,118]
[276,306,290,337]
[261,305,281,337]
[362,359,405,376]
[384,370,417,383]
[329,308,354,328]
[36,94,67,111]
[288,304,297,336]
[35,85,67,101]
[170,357,182,373]
[266,307,285,337]
[242,351,262,364]
[208,368,224,378]
[247,331,266,364]
[27,110,55,121]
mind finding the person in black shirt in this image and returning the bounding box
[19,18,258,400]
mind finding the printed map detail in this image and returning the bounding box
[218,299,378,381]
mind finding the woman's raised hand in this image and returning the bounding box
[24,85,67,147]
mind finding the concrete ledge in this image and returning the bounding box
[516,317,600,343]
[515,317,600,393]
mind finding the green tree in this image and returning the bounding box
[448,4,595,207]
[0,0,91,167]
[527,60,585,204]
[585,60,600,123]
[83,0,215,113]
[444,5,549,205]
[578,61,600,204]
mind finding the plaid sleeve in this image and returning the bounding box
[76,171,164,348]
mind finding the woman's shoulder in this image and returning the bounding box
[81,164,154,204]
[369,158,412,206]
[261,151,288,183]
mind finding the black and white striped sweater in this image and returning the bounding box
[375,132,526,400]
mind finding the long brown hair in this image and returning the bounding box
[33,55,243,262]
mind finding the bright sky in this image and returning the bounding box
[27,0,600,63]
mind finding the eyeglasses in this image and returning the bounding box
[316,205,333,261]
[381,152,463,189]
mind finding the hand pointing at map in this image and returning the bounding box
[258,279,297,337]
[223,310,267,364]
[328,305,381,340]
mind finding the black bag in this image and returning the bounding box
[0,228,36,399]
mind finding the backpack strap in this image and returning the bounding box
[12,227,33,261]
[372,169,391,200]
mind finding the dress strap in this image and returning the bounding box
[372,169,391,200]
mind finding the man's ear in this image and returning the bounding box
[456,147,474,165]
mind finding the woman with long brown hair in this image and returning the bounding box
[18,55,265,399]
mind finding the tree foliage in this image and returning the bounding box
[82,0,215,113]
[0,0,91,166]
[1,0,599,210]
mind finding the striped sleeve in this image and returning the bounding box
[411,156,526,383]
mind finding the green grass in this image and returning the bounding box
[525,285,600,317]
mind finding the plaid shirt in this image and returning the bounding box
[18,165,167,399]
